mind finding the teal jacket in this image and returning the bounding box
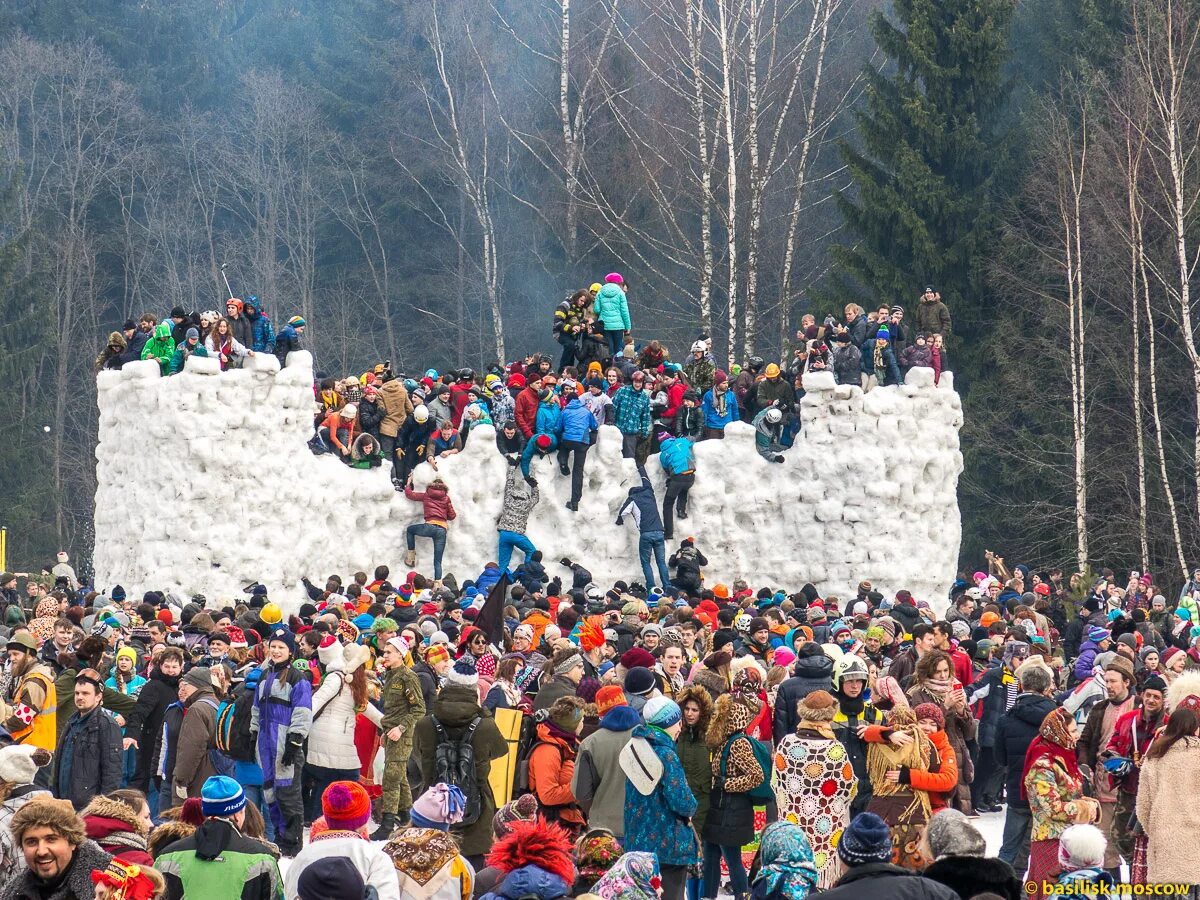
[593,283,631,332]
[623,724,699,866]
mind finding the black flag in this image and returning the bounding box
[475,570,511,648]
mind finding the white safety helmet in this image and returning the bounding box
[831,654,869,691]
[765,408,783,425]
[413,405,429,423]
[690,340,706,354]
[965,586,984,601]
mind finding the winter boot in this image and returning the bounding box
[403,549,416,567]
[371,813,398,842]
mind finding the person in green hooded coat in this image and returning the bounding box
[140,321,175,374]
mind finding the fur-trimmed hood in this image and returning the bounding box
[1167,672,1200,712]
[82,796,148,838]
[677,684,714,736]
[923,854,1022,900]
[705,689,759,748]
[690,666,728,700]
[147,819,195,859]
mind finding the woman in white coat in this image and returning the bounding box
[303,637,381,825]
[1136,675,1200,891]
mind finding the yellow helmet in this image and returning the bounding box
[765,363,781,378]
[589,283,602,294]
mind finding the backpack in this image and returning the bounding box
[720,734,774,802]
[512,712,541,797]
[432,715,483,826]
[216,687,257,763]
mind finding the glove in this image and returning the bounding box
[281,736,304,766]
[524,475,537,487]
[773,455,785,463]
[615,516,624,526]
[174,783,188,800]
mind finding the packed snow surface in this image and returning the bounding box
[93,354,963,609]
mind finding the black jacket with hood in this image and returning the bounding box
[772,651,833,741]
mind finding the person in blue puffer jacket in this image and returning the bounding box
[700,371,739,439]
[658,432,696,540]
[593,272,632,357]
[520,390,563,478]
[557,397,598,511]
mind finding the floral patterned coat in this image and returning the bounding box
[774,729,856,888]
[623,724,700,866]
[1024,754,1087,843]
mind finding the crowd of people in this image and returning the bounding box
[2,546,1200,900]
[58,279,1200,900]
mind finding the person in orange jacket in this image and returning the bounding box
[527,696,586,837]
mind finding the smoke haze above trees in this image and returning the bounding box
[3,0,1198,597]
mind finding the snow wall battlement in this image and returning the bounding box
[94,351,963,610]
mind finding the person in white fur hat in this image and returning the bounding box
[0,745,53,882]
[1056,824,1115,895]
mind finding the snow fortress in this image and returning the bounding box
[93,351,963,610]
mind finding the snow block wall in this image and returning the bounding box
[94,357,963,610]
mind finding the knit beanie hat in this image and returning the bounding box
[201,775,246,818]
[1058,824,1107,870]
[492,794,539,839]
[914,702,945,730]
[445,657,478,688]
[267,626,296,656]
[837,812,892,866]
[410,783,467,831]
[425,643,452,668]
[320,781,372,833]
[181,667,213,692]
[925,808,986,861]
[1087,625,1111,643]
[0,746,52,785]
[595,685,628,716]
[643,696,682,730]
[624,666,657,697]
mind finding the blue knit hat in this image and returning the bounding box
[352,613,374,632]
[643,696,682,729]
[201,775,246,818]
[837,812,892,865]
[1087,626,1111,643]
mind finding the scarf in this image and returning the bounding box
[752,822,818,900]
[712,388,728,417]
[495,678,522,708]
[543,719,581,749]
[593,851,660,900]
[873,340,885,372]
[921,676,953,696]
[797,721,836,741]
[1020,707,1081,800]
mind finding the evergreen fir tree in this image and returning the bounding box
[832,0,1016,341]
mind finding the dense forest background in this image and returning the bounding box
[1,0,1197,596]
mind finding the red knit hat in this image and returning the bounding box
[156,608,173,626]
[595,685,627,716]
[226,626,248,649]
[322,781,371,832]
